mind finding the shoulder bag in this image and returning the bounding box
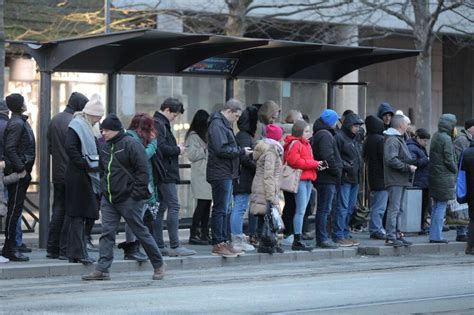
[279,140,302,193]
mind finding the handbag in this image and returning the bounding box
[279,140,302,193]
[456,150,467,204]
[84,154,100,171]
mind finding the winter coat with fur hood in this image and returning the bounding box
[250,139,283,215]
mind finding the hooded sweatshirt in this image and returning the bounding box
[364,115,386,191]
[377,102,395,130]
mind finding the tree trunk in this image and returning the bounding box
[0,0,4,99]
[415,49,433,134]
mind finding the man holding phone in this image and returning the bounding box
[311,109,342,249]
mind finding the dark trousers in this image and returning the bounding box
[421,188,431,228]
[47,183,68,255]
[2,173,31,253]
[210,179,233,245]
[97,197,163,273]
[282,191,295,235]
[153,182,180,248]
[191,199,211,232]
[67,216,89,260]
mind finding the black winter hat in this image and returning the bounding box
[5,93,25,113]
[464,119,474,131]
[101,114,123,131]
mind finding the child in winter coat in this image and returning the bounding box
[250,124,284,254]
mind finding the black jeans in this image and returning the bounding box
[282,191,295,235]
[191,199,211,232]
[67,216,89,260]
[2,173,31,253]
[47,183,68,255]
[468,202,474,248]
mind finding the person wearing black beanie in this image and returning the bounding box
[1,93,36,262]
[101,114,123,132]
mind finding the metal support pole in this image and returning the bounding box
[104,0,111,33]
[225,77,234,101]
[107,73,117,115]
[326,82,334,109]
[38,70,52,248]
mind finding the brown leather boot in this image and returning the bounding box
[82,270,110,281]
[153,264,166,280]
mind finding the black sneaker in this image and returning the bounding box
[316,241,338,249]
[385,239,404,248]
[456,235,468,242]
[370,232,386,240]
[292,240,314,251]
[397,237,413,246]
[18,244,32,253]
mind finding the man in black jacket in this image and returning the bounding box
[333,112,364,247]
[82,115,165,281]
[1,94,36,262]
[152,98,195,257]
[364,115,389,240]
[312,109,342,249]
[377,102,395,130]
[461,141,474,255]
[46,92,89,259]
[207,99,252,257]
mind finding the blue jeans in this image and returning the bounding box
[210,180,233,245]
[16,216,23,247]
[248,211,258,235]
[333,183,359,241]
[430,199,448,241]
[293,180,313,235]
[231,193,250,236]
[369,190,389,235]
[315,184,336,244]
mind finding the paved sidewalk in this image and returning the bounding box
[0,229,469,279]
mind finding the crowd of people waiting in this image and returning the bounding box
[0,92,473,281]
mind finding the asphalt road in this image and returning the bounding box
[1,254,473,314]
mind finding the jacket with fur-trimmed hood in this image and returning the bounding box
[250,139,283,215]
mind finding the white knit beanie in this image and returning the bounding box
[83,94,105,117]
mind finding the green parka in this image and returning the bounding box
[428,114,457,201]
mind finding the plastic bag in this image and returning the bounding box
[446,200,469,226]
[270,206,285,232]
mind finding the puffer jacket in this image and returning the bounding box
[364,115,386,191]
[429,114,457,201]
[100,131,150,204]
[207,111,244,182]
[383,127,414,187]
[153,111,180,183]
[47,92,89,184]
[311,118,342,185]
[234,106,258,194]
[283,135,318,181]
[4,113,36,175]
[407,138,430,189]
[335,113,363,184]
[250,139,283,215]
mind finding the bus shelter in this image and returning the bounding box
[7,29,419,247]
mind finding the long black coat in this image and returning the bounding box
[153,111,180,183]
[234,107,257,194]
[461,142,474,204]
[363,116,385,191]
[64,128,99,219]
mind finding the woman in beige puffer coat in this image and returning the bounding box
[250,124,284,254]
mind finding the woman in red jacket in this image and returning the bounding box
[284,120,324,251]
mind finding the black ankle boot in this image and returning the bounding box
[118,241,148,262]
[292,234,314,251]
[189,228,208,245]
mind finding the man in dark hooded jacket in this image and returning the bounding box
[461,141,474,255]
[333,112,364,247]
[1,94,36,262]
[312,109,342,249]
[377,102,395,130]
[46,92,89,259]
[364,115,388,240]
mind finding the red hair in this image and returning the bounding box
[128,113,157,146]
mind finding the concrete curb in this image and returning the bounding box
[0,248,357,280]
[358,242,466,256]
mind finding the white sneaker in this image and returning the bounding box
[0,255,9,263]
[231,235,255,252]
[281,234,294,246]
